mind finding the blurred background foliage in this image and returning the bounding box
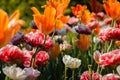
[0,0,103,28]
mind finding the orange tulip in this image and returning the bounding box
[31,6,63,35]
[48,43,60,59]
[80,10,95,24]
[0,9,24,47]
[47,0,70,17]
[46,0,70,25]
[71,4,94,24]
[71,4,87,17]
[75,34,91,51]
[103,0,120,20]
[115,40,120,46]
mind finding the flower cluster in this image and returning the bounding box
[80,71,101,80]
[2,0,120,80]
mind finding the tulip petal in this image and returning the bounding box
[31,7,41,15]
[9,10,20,22]
[33,15,42,31]
[56,19,63,30]
[0,9,9,39]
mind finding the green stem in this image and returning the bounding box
[100,67,104,74]
[97,64,100,73]
[51,28,56,39]
[43,34,47,45]
[107,40,113,52]
[72,69,75,80]
[88,65,92,80]
[5,76,9,80]
[64,67,67,80]
[30,47,39,67]
[111,19,116,28]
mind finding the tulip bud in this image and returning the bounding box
[93,37,101,43]
[116,65,120,75]
[48,43,60,59]
[97,12,105,20]
[75,25,91,35]
[93,51,101,64]
[75,34,90,51]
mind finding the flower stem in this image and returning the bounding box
[64,67,67,80]
[52,28,56,39]
[72,69,75,80]
[88,65,92,80]
[43,34,47,45]
[100,67,104,74]
[30,47,39,67]
[5,76,9,80]
[97,64,100,73]
[107,40,113,52]
[111,19,116,28]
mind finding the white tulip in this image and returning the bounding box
[93,37,101,43]
[3,64,26,80]
[62,55,81,69]
[117,65,120,75]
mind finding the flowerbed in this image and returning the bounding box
[1,0,120,80]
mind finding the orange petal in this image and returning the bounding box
[115,40,120,46]
[11,20,25,37]
[33,15,42,31]
[75,34,90,51]
[31,7,41,15]
[49,43,60,59]
[9,10,20,21]
[0,9,9,39]
[56,19,63,30]
[60,16,69,23]
[43,6,56,34]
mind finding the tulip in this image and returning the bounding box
[80,71,101,80]
[3,64,26,80]
[62,55,81,69]
[99,27,120,41]
[99,49,120,67]
[0,44,23,64]
[48,43,60,59]
[71,4,95,24]
[75,34,91,51]
[35,51,49,67]
[93,51,101,64]
[116,65,120,75]
[24,67,40,80]
[31,6,64,35]
[0,9,24,47]
[103,0,120,21]
[102,73,119,80]
[24,30,53,49]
